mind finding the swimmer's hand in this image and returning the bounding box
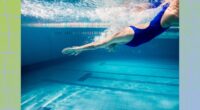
[62,47,82,56]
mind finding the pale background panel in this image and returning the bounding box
[180,0,200,110]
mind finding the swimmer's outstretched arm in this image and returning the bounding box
[62,38,114,56]
[62,37,114,55]
[62,27,134,55]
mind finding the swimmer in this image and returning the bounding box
[62,0,179,56]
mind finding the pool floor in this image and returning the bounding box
[22,57,179,110]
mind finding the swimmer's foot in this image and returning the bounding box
[62,47,82,56]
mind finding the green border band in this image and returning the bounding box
[0,0,20,109]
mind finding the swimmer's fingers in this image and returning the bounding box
[70,51,81,56]
[62,47,75,54]
[62,47,81,56]
[66,50,77,55]
[62,46,76,54]
[62,47,69,53]
[74,50,82,56]
[66,51,76,56]
[62,48,71,54]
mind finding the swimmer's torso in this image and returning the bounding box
[126,3,172,47]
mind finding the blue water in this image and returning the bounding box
[21,0,179,110]
[22,56,179,110]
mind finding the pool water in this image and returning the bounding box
[22,56,179,110]
[21,0,179,109]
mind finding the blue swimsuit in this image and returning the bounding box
[126,3,170,47]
